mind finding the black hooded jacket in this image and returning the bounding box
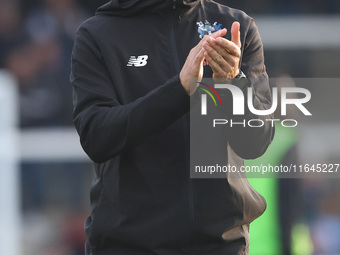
[71,0,274,254]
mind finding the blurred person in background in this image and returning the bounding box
[26,0,89,75]
[1,0,73,127]
[19,0,89,127]
[0,0,25,68]
[311,194,340,254]
[301,179,340,254]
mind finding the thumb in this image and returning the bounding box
[231,21,241,48]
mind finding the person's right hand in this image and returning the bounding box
[180,28,227,96]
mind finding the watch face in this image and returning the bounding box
[238,76,248,90]
[234,71,248,90]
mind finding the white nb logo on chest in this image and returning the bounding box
[127,55,148,67]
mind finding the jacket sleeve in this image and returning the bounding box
[227,19,274,159]
[71,26,190,163]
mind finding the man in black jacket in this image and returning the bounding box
[71,0,274,254]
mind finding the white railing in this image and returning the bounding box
[0,70,21,255]
[19,128,88,162]
[255,16,340,48]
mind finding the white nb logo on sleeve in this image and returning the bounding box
[127,55,148,67]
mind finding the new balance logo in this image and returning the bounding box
[127,55,148,67]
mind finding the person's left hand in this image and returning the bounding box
[203,21,241,79]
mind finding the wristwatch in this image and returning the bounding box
[232,70,248,91]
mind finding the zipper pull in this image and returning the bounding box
[173,0,176,9]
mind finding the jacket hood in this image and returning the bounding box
[96,0,200,16]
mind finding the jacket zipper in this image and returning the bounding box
[169,13,180,73]
[169,7,196,255]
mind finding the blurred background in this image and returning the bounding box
[0,0,339,254]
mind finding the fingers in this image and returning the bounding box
[215,37,241,58]
[202,22,242,79]
[210,28,227,39]
[179,27,230,95]
[204,51,229,78]
[195,48,206,66]
[203,42,233,73]
[198,28,227,48]
[206,37,237,65]
[179,46,205,95]
[200,23,240,56]
[206,37,225,57]
[231,21,241,48]
[209,22,241,58]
